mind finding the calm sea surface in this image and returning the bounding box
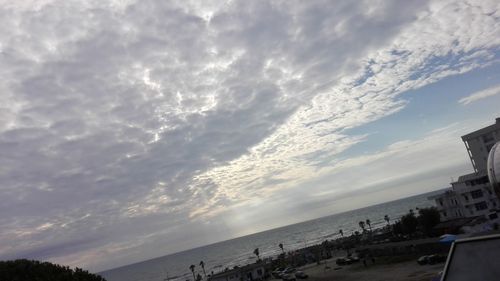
[100,190,441,281]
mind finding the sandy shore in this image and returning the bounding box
[273,257,444,281]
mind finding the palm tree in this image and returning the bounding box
[384,215,390,225]
[359,221,366,233]
[278,243,284,254]
[189,265,195,281]
[339,229,344,237]
[199,261,206,278]
[253,248,260,261]
[366,219,372,232]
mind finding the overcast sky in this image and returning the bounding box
[1,0,500,272]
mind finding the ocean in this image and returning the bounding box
[100,190,441,281]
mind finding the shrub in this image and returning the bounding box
[0,259,106,281]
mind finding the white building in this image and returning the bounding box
[209,263,266,281]
[430,118,500,222]
[462,117,500,172]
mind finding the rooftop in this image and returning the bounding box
[455,170,488,183]
[461,117,500,140]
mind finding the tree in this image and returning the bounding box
[392,220,403,235]
[417,207,440,236]
[0,259,106,281]
[189,265,195,281]
[199,261,206,278]
[278,243,284,254]
[401,212,418,235]
[359,221,366,233]
[384,215,390,225]
[339,229,344,237]
[253,248,260,261]
[366,219,372,232]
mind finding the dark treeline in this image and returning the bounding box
[0,259,106,281]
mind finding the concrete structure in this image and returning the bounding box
[430,118,500,222]
[487,142,500,197]
[209,263,266,281]
[462,118,500,172]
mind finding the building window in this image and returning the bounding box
[438,199,443,206]
[471,189,483,199]
[475,201,488,211]
[257,269,262,276]
[489,213,499,220]
[443,211,447,217]
[463,195,469,201]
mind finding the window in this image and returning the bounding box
[489,213,498,220]
[475,201,488,211]
[438,199,443,206]
[463,194,469,201]
[443,211,447,217]
[471,189,483,199]
[257,269,262,276]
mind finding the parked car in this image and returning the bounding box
[272,270,283,278]
[282,267,296,274]
[336,257,351,265]
[336,256,360,265]
[417,254,447,265]
[349,256,360,263]
[427,254,447,265]
[417,255,429,265]
[294,271,308,279]
[281,273,296,281]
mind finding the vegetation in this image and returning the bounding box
[0,259,106,281]
[392,207,440,237]
[189,264,195,281]
[365,219,372,232]
[358,221,366,233]
[384,215,390,225]
[417,207,441,236]
[253,248,260,261]
[400,212,418,235]
[199,261,206,278]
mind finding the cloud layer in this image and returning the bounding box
[459,83,500,105]
[0,0,499,271]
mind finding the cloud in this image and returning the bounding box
[458,84,500,105]
[0,0,499,272]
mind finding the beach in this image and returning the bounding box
[288,257,443,281]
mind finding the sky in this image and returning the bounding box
[1,0,500,272]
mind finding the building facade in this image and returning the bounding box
[462,118,500,172]
[430,118,500,222]
[209,263,266,281]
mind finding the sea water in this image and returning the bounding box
[100,190,440,281]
